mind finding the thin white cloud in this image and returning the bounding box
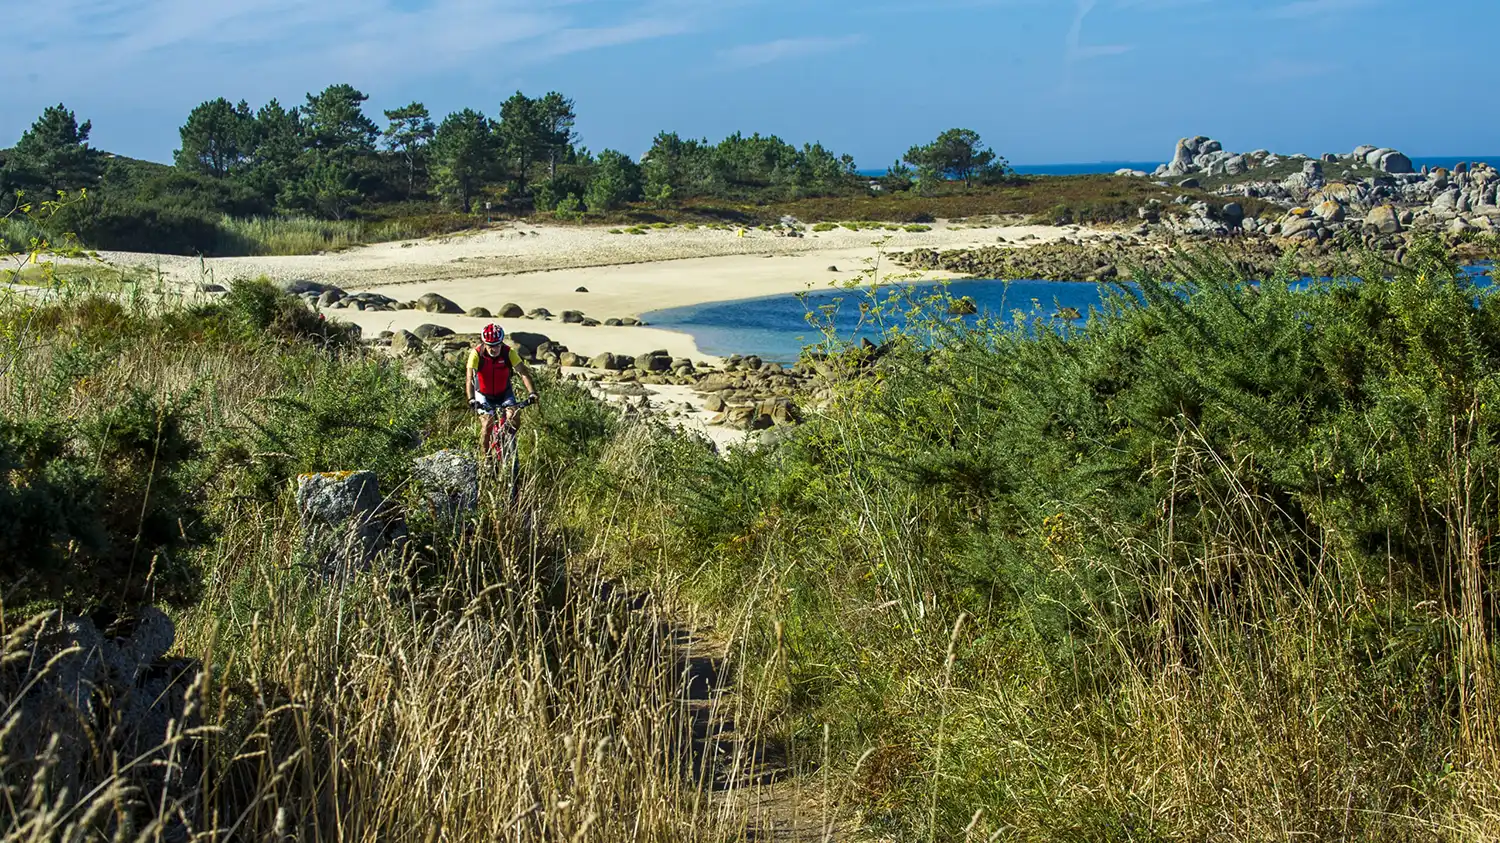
[1067,0,1134,63]
[1,0,714,92]
[716,35,865,69]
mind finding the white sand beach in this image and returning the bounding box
[86,219,1106,361]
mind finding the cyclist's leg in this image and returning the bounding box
[475,393,499,454]
[497,386,520,431]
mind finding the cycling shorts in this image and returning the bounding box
[473,387,518,415]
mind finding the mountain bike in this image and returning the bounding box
[472,396,535,502]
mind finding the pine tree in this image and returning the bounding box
[175,98,256,178]
[431,109,497,212]
[1,104,103,197]
[382,102,436,199]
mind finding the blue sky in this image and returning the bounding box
[3,0,1494,167]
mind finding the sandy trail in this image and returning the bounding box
[84,220,1101,360]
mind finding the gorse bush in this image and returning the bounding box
[561,238,1500,839]
[0,389,205,612]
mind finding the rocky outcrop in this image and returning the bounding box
[295,471,405,575]
[5,609,203,828]
[1133,137,1500,243]
[410,450,480,524]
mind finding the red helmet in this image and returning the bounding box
[481,323,504,344]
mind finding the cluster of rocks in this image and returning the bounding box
[1152,137,1414,182]
[574,351,822,431]
[282,283,647,328]
[1127,137,1500,241]
[295,449,487,574]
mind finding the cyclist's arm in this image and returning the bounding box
[510,349,537,399]
[465,348,480,401]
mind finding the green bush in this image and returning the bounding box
[1,390,205,612]
[556,239,1500,839]
[215,278,362,346]
[812,222,837,232]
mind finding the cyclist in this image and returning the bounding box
[466,323,538,451]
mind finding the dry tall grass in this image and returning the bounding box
[3,500,788,841]
[215,215,474,257]
[0,280,833,842]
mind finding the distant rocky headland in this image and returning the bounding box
[900,136,1497,282]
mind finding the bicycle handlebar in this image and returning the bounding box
[470,396,537,415]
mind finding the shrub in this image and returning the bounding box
[217,277,361,346]
[812,222,837,232]
[1,390,205,612]
[553,194,583,221]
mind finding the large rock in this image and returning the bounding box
[417,293,464,314]
[499,302,525,318]
[410,450,479,523]
[318,288,347,307]
[508,331,551,357]
[756,397,800,426]
[285,279,334,295]
[1280,217,1321,240]
[466,306,492,318]
[636,352,672,373]
[1378,150,1414,174]
[721,405,757,429]
[5,609,202,818]
[589,352,626,370]
[296,471,402,575]
[560,310,585,324]
[391,330,424,355]
[1432,189,1460,216]
[1364,205,1403,235]
[413,323,455,340]
[1314,200,1346,222]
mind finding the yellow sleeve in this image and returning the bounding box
[466,348,480,369]
[509,347,524,368]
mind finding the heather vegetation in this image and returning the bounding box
[6,227,1500,838]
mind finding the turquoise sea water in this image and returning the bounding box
[645,267,1496,363]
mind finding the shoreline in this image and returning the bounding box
[81,220,1113,361]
